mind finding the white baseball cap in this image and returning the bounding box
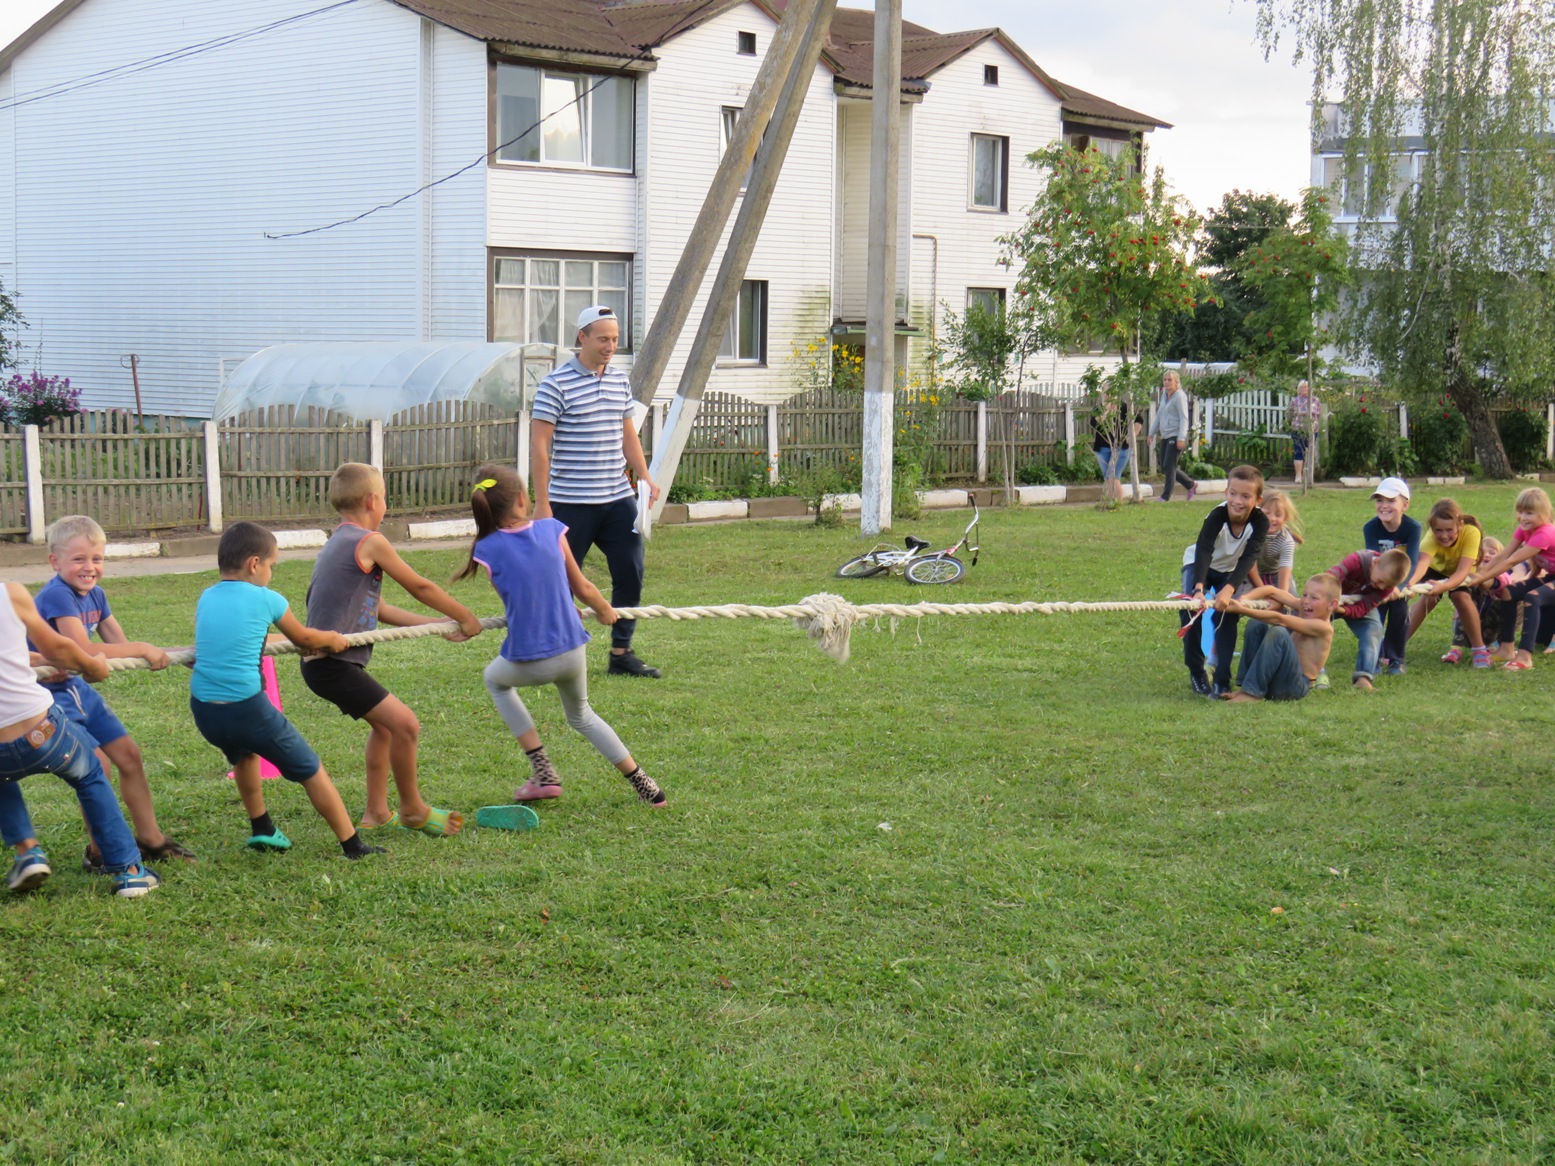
[575,304,618,331]
[1372,476,1411,500]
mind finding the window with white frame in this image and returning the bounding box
[721,106,755,190]
[970,134,1009,211]
[718,281,767,364]
[491,253,631,348]
[494,62,634,170]
[966,287,1006,315]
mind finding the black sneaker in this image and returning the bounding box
[608,650,661,678]
[343,844,387,861]
[1189,670,1212,697]
[1208,683,1230,700]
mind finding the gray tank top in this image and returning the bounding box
[305,523,382,666]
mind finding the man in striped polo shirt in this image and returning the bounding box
[531,305,662,678]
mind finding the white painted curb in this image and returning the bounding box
[1338,476,1383,488]
[1194,479,1228,495]
[821,493,864,512]
[920,489,974,509]
[1014,485,1066,505]
[274,529,329,549]
[686,500,749,521]
[1425,476,1466,486]
[104,541,161,559]
[409,518,477,540]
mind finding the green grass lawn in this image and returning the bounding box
[2,484,1551,1164]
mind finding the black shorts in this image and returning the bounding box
[299,656,391,720]
[1423,568,1471,594]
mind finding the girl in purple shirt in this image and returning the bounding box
[454,464,666,807]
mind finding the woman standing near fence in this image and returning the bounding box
[1289,380,1321,486]
[1149,371,1197,502]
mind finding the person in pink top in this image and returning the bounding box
[1471,487,1555,670]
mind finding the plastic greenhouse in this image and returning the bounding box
[212,342,558,422]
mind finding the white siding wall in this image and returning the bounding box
[427,23,491,341]
[902,44,1122,386]
[0,0,487,416]
[641,3,835,405]
[835,98,912,323]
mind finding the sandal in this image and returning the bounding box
[360,811,399,830]
[1440,647,1463,665]
[400,806,464,837]
[1503,659,1534,671]
[475,804,541,831]
[137,836,196,861]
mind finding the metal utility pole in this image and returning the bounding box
[860,0,902,535]
[648,0,838,517]
[629,0,823,407]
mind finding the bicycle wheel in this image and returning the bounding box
[905,555,965,585]
[836,555,886,579]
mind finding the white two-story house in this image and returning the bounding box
[0,0,1166,416]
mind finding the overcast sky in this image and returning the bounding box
[0,0,1314,215]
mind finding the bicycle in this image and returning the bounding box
[834,499,980,585]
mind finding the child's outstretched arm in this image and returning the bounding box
[84,613,171,670]
[359,533,484,639]
[1241,584,1302,608]
[561,541,618,625]
[274,611,349,656]
[1469,542,1538,585]
[8,583,110,683]
[1224,598,1333,640]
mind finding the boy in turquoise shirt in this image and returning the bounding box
[189,522,383,859]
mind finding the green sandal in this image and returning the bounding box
[474,805,540,832]
[400,806,464,837]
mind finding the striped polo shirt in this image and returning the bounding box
[531,356,635,505]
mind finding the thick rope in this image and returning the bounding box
[38,585,1428,677]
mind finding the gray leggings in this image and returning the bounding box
[483,646,629,765]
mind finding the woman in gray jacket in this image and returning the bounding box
[1149,371,1197,502]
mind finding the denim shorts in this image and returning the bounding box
[1291,430,1308,461]
[45,675,128,749]
[1093,447,1132,478]
[190,692,320,783]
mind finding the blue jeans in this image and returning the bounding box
[1342,610,1383,682]
[1497,576,1555,652]
[1236,622,1310,700]
[1093,447,1131,479]
[552,497,645,652]
[0,705,140,871]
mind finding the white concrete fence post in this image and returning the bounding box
[1205,400,1215,447]
[1148,400,1159,474]
[1398,402,1409,441]
[1063,402,1075,465]
[766,404,780,485]
[23,424,44,544]
[975,400,988,484]
[368,418,384,471]
[201,420,224,534]
[1547,402,1554,462]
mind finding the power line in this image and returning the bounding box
[264,78,608,240]
[0,0,364,114]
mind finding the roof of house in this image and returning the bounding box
[1,0,1168,127]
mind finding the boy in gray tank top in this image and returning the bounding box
[300,463,484,836]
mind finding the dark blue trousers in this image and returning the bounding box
[552,497,645,652]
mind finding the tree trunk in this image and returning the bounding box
[1450,378,1512,478]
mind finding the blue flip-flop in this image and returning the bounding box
[474,805,541,832]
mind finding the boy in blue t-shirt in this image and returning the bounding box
[33,515,194,870]
[189,522,384,859]
[1363,478,1421,675]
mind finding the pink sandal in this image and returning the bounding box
[1441,647,1463,664]
[1503,659,1534,671]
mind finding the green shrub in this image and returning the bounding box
[1377,437,1419,477]
[1017,461,1059,486]
[1498,407,1548,472]
[1327,399,1389,474]
[1180,456,1226,479]
[1411,400,1470,473]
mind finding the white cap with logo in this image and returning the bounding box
[1371,476,1411,500]
[575,304,618,331]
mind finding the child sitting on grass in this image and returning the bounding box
[1178,465,1269,699]
[1327,547,1413,691]
[455,465,666,808]
[1404,499,1489,667]
[2,581,160,898]
[1471,487,1555,671]
[1248,488,1302,596]
[301,463,484,836]
[31,515,194,872]
[1223,574,1342,701]
[189,522,385,859]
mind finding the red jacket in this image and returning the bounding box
[1327,550,1389,620]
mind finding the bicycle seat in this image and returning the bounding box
[904,535,932,552]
